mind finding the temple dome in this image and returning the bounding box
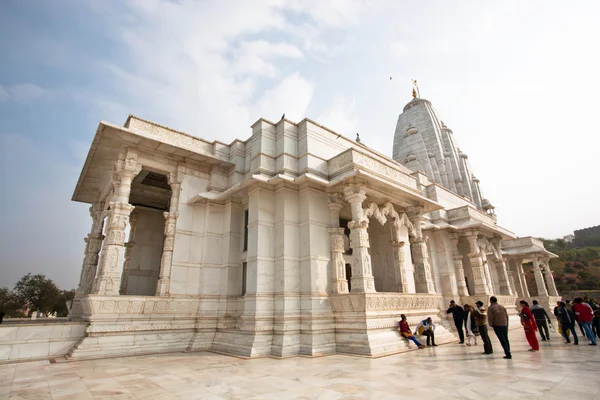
[392,97,486,210]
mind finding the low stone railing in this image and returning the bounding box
[0,321,87,363]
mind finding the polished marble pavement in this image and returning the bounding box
[1,330,598,400]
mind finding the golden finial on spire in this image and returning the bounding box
[411,79,420,98]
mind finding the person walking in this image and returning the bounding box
[593,309,600,339]
[488,296,511,359]
[519,301,540,352]
[447,300,465,344]
[531,300,552,341]
[473,301,493,355]
[566,300,586,338]
[573,298,597,346]
[398,314,426,349]
[414,317,437,347]
[557,301,579,345]
[463,305,479,346]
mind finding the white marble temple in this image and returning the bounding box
[53,95,564,361]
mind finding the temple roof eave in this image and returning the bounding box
[501,236,559,259]
[72,121,233,204]
[188,168,443,213]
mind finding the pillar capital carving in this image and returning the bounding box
[328,192,344,206]
[343,184,366,204]
[168,167,185,186]
[328,201,344,212]
[406,205,424,217]
[115,154,142,182]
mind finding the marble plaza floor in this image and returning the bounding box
[1,331,599,400]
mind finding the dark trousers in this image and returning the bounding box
[454,318,465,343]
[577,322,586,337]
[562,322,579,344]
[422,329,435,345]
[492,326,511,357]
[536,319,550,340]
[479,325,493,354]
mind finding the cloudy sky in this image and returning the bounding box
[1,0,599,289]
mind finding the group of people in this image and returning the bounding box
[553,297,599,346]
[398,296,599,358]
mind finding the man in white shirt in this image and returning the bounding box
[414,317,437,347]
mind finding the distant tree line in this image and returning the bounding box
[538,236,600,293]
[0,274,75,318]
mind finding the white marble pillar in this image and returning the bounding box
[93,154,141,295]
[464,230,491,295]
[542,258,559,296]
[450,233,469,297]
[532,256,549,296]
[328,197,348,294]
[490,237,513,295]
[479,248,495,294]
[514,258,530,297]
[156,169,184,296]
[75,204,105,298]
[408,207,436,294]
[343,185,375,293]
[119,212,137,295]
[391,240,408,293]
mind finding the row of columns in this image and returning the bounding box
[74,150,184,300]
[327,185,436,295]
[448,229,514,297]
[511,255,559,297]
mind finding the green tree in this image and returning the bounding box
[54,289,76,317]
[14,274,61,317]
[0,287,24,318]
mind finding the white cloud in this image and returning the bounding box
[233,40,304,78]
[255,73,314,123]
[317,95,358,136]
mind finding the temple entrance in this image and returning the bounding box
[120,170,172,296]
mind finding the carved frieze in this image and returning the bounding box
[82,296,201,316]
[329,293,442,313]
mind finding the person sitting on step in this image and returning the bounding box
[398,314,425,349]
[414,317,437,347]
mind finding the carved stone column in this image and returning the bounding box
[491,237,513,295]
[479,247,495,294]
[328,197,348,294]
[75,204,105,298]
[450,233,469,296]
[93,154,141,296]
[514,258,530,297]
[532,256,548,296]
[343,185,375,293]
[119,212,138,295]
[390,241,407,293]
[464,230,491,295]
[408,207,436,294]
[156,169,184,296]
[329,228,349,294]
[542,258,559,296]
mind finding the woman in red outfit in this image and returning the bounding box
[520,300,540,351]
